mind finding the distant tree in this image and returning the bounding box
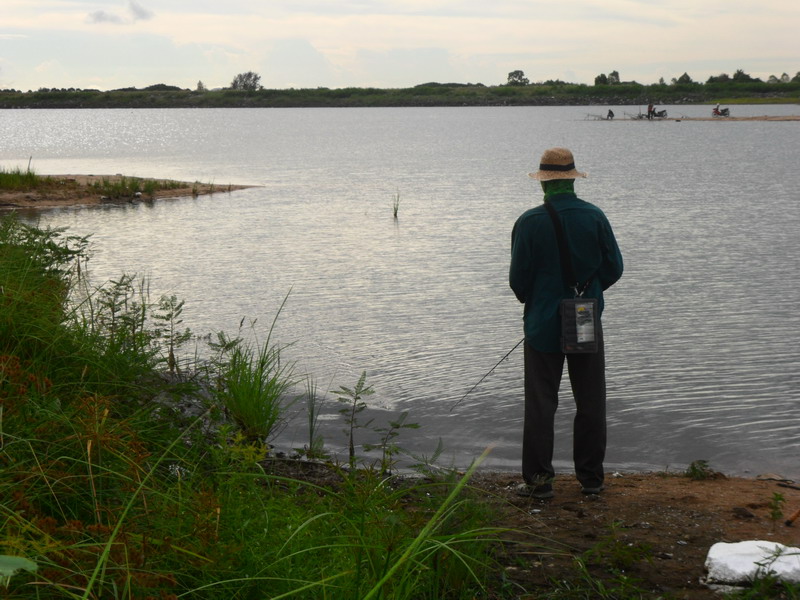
[230,71,262,91]
[793,72,800,83]
[768,75,780,84]
[706,73,731,83]
[658,77,666,85]
[594,73,608,85]
[506,70,529,86]
[196,80,207,92]
[673,72,694,85]
[732,69,760,82]
[608,70,620,84]
[780,73,790,83]
[144,83,182,91]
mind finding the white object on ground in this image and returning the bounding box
[705,541,800,585]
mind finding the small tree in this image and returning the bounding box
[732,68,755,82]
[153,294,192,374]
[196,80,207,92]
[230,71,262,91]
[608,70,620,84]
[707,73,730,83]
[594,73,608,85]
[335,371,374,468]
[506,70,529,86]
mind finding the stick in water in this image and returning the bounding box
[785,507,800,526]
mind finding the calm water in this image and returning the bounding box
[2,105,799,478]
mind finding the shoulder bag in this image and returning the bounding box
[543,202,599,354]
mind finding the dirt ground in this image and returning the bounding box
[0,174,251,209]
[468,470,800,598]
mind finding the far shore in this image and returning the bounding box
[0,174,254,209]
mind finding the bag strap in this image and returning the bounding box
[544,201,591,297]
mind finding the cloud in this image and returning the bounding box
[129,0,154,21]
[87,10,126,24]
[87,1,154,25]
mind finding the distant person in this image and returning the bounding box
[606,109,614,120]
[647,103,655,119]
[509,147,624,499]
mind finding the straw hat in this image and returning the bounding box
[528,147,587,181]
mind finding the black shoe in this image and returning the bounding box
[580,485,605,495]
[516,483,554,499]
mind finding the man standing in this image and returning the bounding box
[509,147,623,499]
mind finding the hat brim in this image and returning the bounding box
[528,170,587,181]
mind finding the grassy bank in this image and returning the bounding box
[0,214,509,598]
[0,167,209,203]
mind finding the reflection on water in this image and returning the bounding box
[3,106,800,478]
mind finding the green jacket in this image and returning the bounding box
[509,192,623,352]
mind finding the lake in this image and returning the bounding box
[2,104,799,479]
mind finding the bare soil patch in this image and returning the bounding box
[469,471,800,598]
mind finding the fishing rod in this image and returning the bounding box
[449,337,524,412]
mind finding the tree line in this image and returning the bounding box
[1,69,798,109]
[507,68,800,86]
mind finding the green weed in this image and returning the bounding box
[769,492,786,525]
[686,459,716,480]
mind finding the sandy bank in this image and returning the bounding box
[0,174,254,209]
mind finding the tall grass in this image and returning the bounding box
[213,296,297,441]
[0,213,510,599]
[0,166,50,190]
[88,176,185,200]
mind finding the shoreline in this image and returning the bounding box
[0,174,254,209]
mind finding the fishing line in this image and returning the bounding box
[449,337,524,412]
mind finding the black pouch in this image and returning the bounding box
[560,297,599,353]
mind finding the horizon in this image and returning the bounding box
[2,1,798,93]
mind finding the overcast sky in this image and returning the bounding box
[1,0,798,91]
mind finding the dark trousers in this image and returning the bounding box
[522,333,606,488]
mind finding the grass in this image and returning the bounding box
[0,213,511,599]
[88,175,190,200]
[0,166,52,190]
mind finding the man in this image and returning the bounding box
[509,147,623,499]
